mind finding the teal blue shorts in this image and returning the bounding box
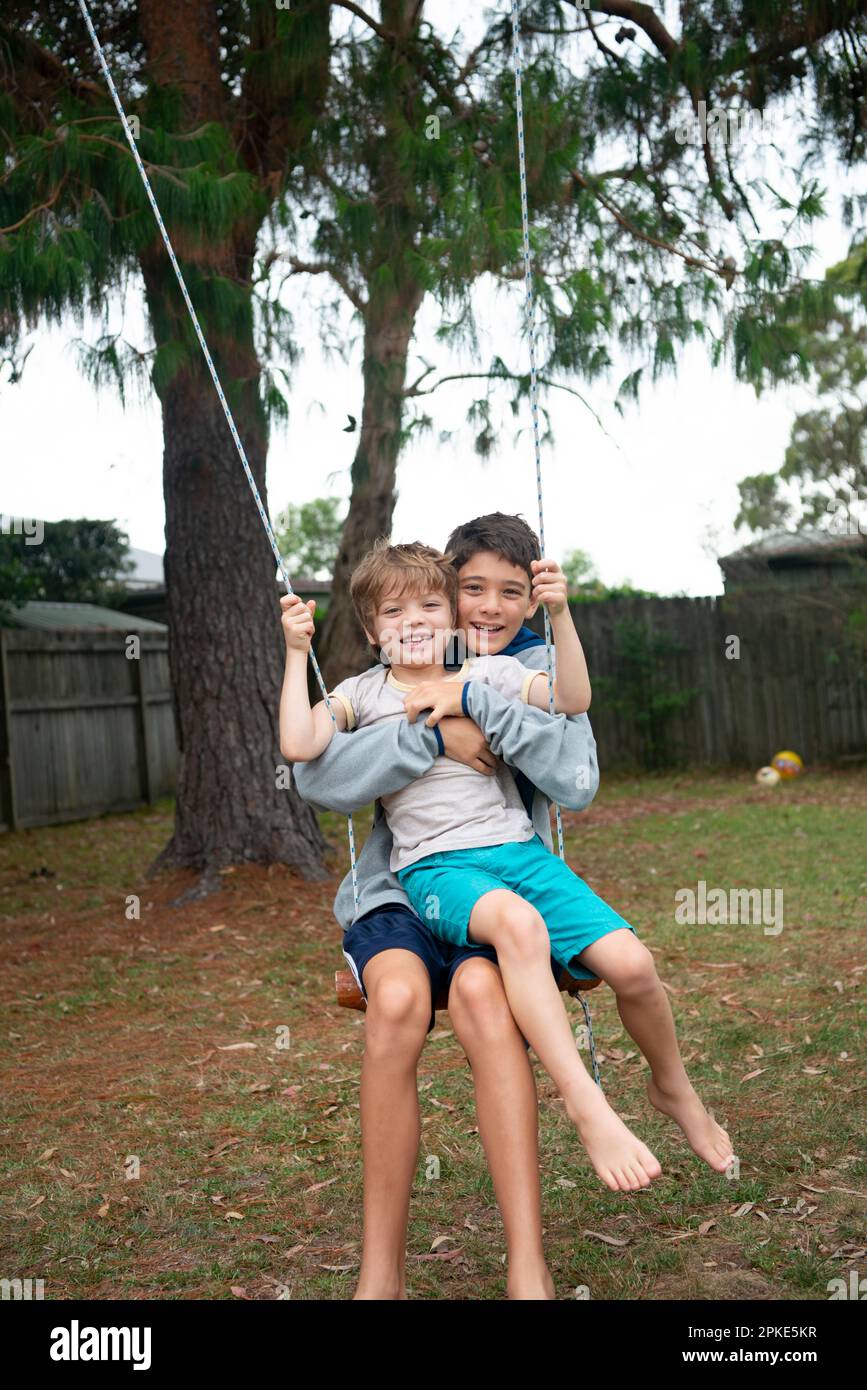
[396,834,637,981]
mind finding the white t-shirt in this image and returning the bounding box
[330,655,543,872]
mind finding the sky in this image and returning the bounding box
[1,4,860,599]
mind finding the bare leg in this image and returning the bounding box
[446,956,555,1300]
[468,891,662,1192]
[352,949,432,1300]
[578,930,736,1173]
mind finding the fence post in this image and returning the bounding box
[134,635,154,805]
[0,630,18,831]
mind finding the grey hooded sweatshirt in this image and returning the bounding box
[292,644,600,931]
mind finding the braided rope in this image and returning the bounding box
[510,1,600,1085]
[509,0,565,864]
[76,0,359,911]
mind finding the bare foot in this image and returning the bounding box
[566,1089,662,1192]
[647,1076,735,1173]
[507,1263,556,1300]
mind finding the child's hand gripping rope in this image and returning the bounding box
[278,596,348,762]
[529,558,592,714]
[281,594,317,654]
[530,558,568,615]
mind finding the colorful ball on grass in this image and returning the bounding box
[771,750,804,779]
[755,766,781,787]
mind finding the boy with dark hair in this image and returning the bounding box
[446,511,542,596]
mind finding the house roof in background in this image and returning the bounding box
[121,547,165,589]
[275,575,332,593]
[3,601,167,632]
[719,527,866,569]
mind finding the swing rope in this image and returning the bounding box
[75,0,360,913]
[78,0,599,1084]
[510,0,600,1084]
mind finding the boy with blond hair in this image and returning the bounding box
[294,512,605,1299]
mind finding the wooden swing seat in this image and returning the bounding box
[335,967,602,1012]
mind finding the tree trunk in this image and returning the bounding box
[141,253,328,884]
[319,283,425,687]
[133,0,330,887]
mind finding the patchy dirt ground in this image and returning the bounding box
[1,769,864,1300]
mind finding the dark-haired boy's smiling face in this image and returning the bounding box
[457,550,539,656]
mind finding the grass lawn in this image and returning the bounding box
[1,767,864,1300]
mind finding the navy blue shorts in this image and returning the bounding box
[343,903,562,1038]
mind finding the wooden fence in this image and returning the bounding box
[1,585,865,831]
[0,630,176,831]
[566,587,867,769]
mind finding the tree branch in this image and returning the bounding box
[403,361,436,394]
[569,169,735,280]
[723,135,760,233]
[583,0,867,73]
[692,89,737,221]
[577,2,678,58]
[0,22,106,107]
[331,0,391,42]
[332,0,473,121]
[582,6,628,66]
[402,365,613,439]
[0,181,64,234]
[76,134,194,189]
[740,0,867,71]
[277,254,367,313]
[455,30,509,86]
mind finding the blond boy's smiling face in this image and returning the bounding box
[364,587,455,668]
[457,550,539,656]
